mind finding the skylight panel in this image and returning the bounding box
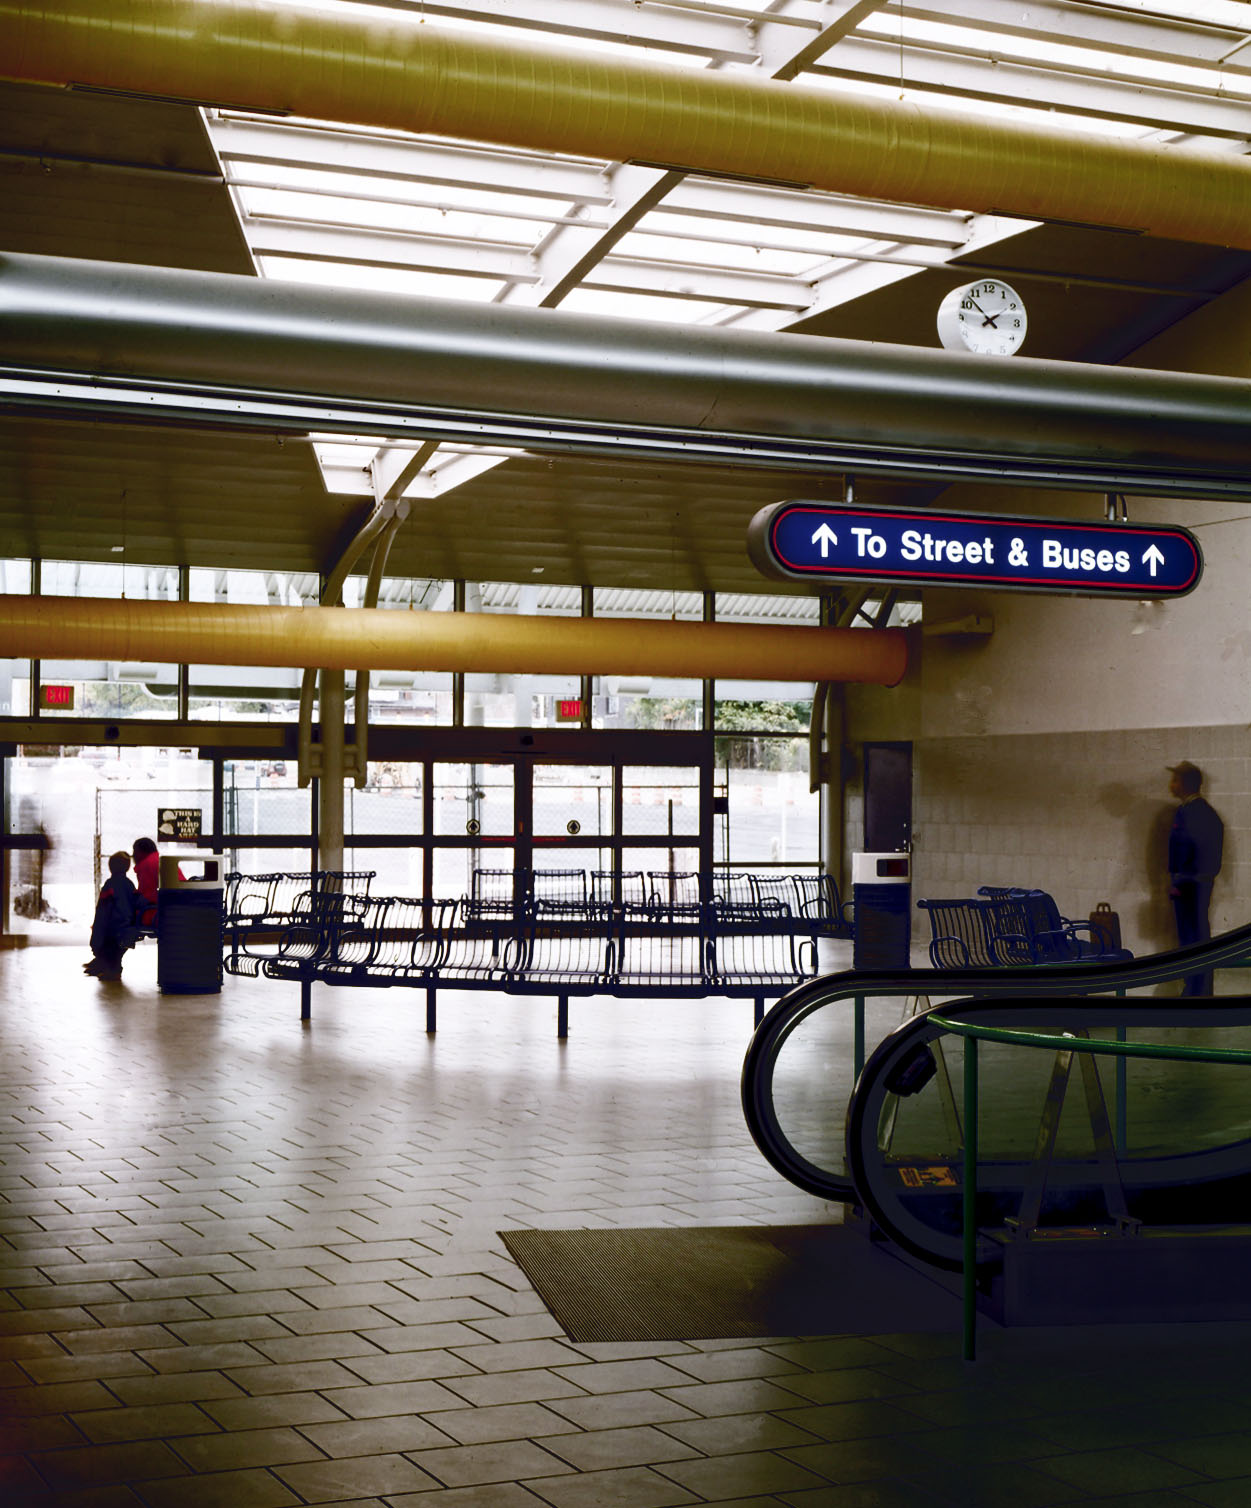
[811,72,1161,139]
[1099,0,1251,27]
[267,0,722,64]
[228,170,590,231]
[237,186,544,246]
[611,229,818,277]
[256,256,506,301]
[559,287,741,323]
[858,10,1250,94]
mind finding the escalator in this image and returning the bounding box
[742,923,1251,1275]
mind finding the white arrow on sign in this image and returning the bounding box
[811,523,839,558]
[1142,544,1165,578]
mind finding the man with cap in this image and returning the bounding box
[1167,761,1224,996]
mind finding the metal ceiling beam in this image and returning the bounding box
[6,251,1251,501]
[5,0,1248,247]
[503,0,889,312]
[386,5,887,496]
[752,0,887,80]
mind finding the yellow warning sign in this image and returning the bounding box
[898,1165,958,1188]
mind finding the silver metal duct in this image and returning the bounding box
[3,252,1251,499]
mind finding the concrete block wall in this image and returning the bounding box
[908,724,1247,955]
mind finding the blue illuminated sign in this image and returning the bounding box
[749,501,1202,597]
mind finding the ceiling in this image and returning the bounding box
[2,0,1250,597]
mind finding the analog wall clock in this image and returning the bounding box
[936,279,1028,355]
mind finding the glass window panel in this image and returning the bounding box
[594,678,702,731]
[433,761,513,838]
[435,847,513,905]
[1,561,32,716]
[714,737,819,867]
[8,746,214,933]
[368,676,454,724]
[189,567,318,606]
[189,666,302,723]
[223,762,312,836]
[42,561,179,600]
[533,765,612,838]
[715,687,814,733]
[463,674,583,729]
[350,763,423,832]
[623,850,701,905]
[221,842,315,877]
[593,588,703,620]
[1,662,30,716]
[342,575,451,610]
[478,581,582,615]
[38,663,180,721]
[27,567,179,719]
[346,845,425,898]
[621,766,700,838]
[714,592,820,625]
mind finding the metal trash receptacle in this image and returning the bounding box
[157,854,224,995]
[852,851,912,970]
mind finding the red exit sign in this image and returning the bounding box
[555,699,583,723]
[39,684,75,710]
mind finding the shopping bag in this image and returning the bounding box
[1089,901,1122,951]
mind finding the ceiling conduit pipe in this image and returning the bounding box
[5,254,1251,500]
[0,596,909,686]
[349,510,408,785]
[296,503,396,789]
[1,0,1249,250]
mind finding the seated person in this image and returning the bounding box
[85,851,145,981]
[132,836,162,928]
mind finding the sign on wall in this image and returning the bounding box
[749,501,1203,597]
[158,807,202,840]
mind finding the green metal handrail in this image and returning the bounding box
[928,1011,1251,1360]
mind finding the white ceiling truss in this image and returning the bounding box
[205,0,1251,504]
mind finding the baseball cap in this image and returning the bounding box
[1168,760,1202,783]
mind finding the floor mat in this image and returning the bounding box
[499,1223,969,1342]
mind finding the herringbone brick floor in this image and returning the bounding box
[3,940,1251,1507]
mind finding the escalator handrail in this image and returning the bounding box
[927,1010,1251,1067]
[927,1004,1251,1354]
[741,917,1251,1206]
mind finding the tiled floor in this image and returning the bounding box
[3,939,1251,1507]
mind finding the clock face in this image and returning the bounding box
[936,280,1027,356]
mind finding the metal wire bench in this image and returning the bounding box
[228,868,835,1035]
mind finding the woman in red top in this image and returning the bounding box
[131,836,161,927]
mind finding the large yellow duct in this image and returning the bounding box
[2,0,1248,249]
[5,597,908,687]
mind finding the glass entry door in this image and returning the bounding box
[431,760,515,902]
[360,744,712,911]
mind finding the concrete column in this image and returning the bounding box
[823,685,846,893]
[318,668,346,873]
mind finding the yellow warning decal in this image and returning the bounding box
[898,1166,958,1188]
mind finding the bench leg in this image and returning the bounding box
[300,978,311,1022]
[754,996,764,1030]
[426,987,437,1033]
[557,995,569,1040]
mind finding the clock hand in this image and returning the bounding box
[967,296,1001,329]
